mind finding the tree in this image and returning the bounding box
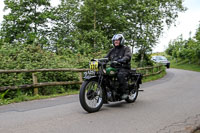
[123,0,185,66]
[48,0,79,54]
[194,25,200,64]
[196,45,200,64]
[165,35,186,62]
[1,0,51,47]
[166,41,175,56]
[77,0,186,66]
[0,0,186,66]
[166,24,200,65]
[76,0,124,52]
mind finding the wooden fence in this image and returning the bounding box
[0,65,164,94]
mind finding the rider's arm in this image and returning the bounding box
[104,48,114,60]
[120,46,132,63]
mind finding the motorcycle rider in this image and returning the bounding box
[105,34,132,99]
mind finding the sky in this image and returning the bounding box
[0,0,200,53]
[155,0,200,52]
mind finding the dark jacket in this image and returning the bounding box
[105,45,132,69]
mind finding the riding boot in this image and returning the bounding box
[120,83,129,100]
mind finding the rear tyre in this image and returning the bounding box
[166,63,170,69]
[125,84,139,103]
[79,79,103,113]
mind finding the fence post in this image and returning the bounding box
[32,73,38,95]
[79,72,83,89]
[145,68,148,76]
[159,65,161,73]
[152,66,154,74]
[160,66,162,72]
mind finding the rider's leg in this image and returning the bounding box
[117,68,129,99]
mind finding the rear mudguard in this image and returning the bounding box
[137,73,143,84]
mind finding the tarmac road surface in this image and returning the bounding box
[0,68,200,133]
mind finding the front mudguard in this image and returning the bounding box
[83,70,98,81]
[83,75,98,81]
[82,75,108,104]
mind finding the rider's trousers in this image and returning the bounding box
[117,68,129,93]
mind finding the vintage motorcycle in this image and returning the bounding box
[79,58,142,113]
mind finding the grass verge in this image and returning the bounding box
[0,89,79,105]
[142,70,166,83]
[170,60,200,72]
[193,128,200,133]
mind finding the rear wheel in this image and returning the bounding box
[79,79,103,113]
[125,84,138,103]
[166,63,170,68]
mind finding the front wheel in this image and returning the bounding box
[125,85,139,103]
[79,79,103,113]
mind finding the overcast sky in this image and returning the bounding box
[0,0,200,53]
[156,0,200,52]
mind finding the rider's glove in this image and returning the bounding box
[117,59,126,64]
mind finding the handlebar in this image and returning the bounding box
[98,58,109,62]
[90,58,121,66]
[91,58,109,62]
[111,61,120,64]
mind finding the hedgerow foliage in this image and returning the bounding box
[165,24,200,64]
[0,44,90,97]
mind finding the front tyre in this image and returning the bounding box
[125,85,139,103]
[79,79,103,113]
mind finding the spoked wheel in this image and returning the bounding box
[79,79,103,113]
[125,85,139,103]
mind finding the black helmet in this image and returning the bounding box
[112,34,125,46]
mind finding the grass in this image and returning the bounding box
[193,128,200,133]
[142,70,166,83]
[0,89,79,105]
[170,60,200,72]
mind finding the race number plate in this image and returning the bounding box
[89,61,98,71]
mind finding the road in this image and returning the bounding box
[0,69,200,133]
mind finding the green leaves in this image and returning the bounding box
[0,0,186,56]
[48,0,79,54]
[0,0,187,66]
[166,24,200,64]
[76,0,185,66]
[1,0,51,45]
[0,43,84,98]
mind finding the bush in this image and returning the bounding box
[0,44,84,98]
